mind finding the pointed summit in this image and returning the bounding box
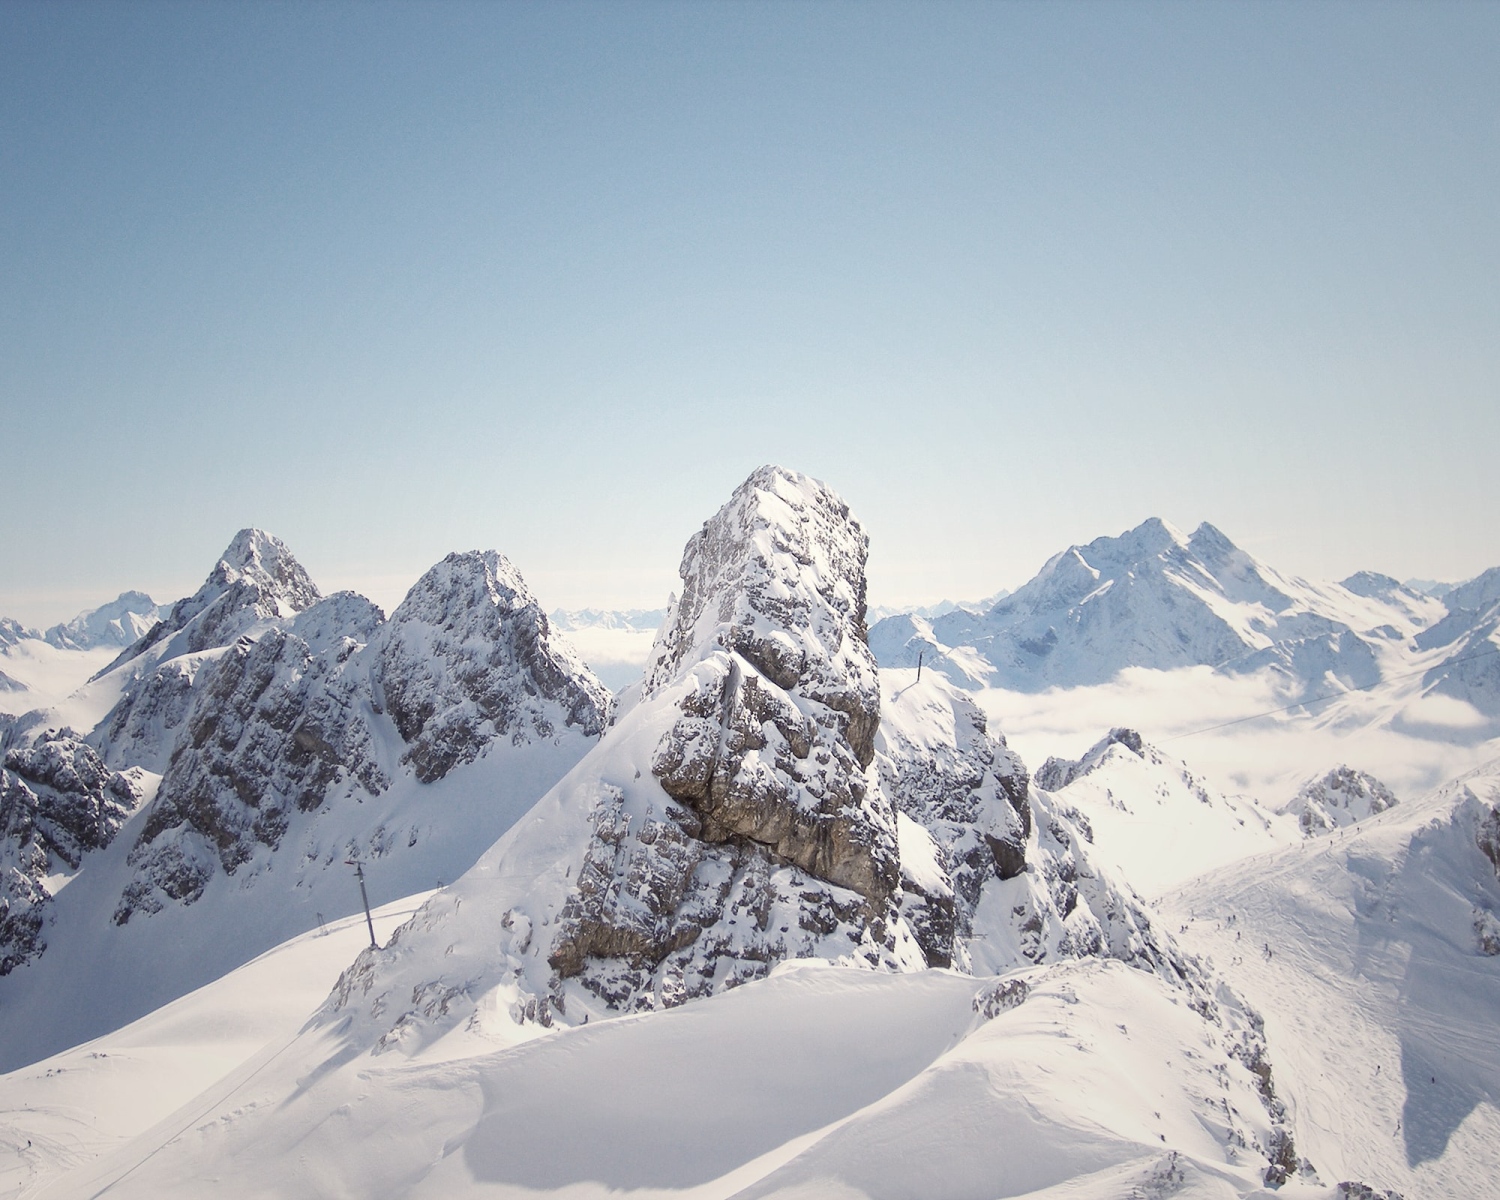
[207,528,321,613]
[644,464,878,761]
[378,549,612,782]
[101,529,321,675]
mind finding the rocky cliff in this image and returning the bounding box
[317,468,1220,1061]
[0,730,143,972]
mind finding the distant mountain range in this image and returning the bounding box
[869,518,1500,726]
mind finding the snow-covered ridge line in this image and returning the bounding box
[869,517,1500,736]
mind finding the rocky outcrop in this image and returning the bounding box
[93,530,326,771]
[113,553,613,924]
[1286,766,1399,835]
[875,677,1030,966]
[548,466,915,1007]
[114,594,386,921]
[0,619,39,650]
[101,529,321,676]
[378,551,611,784]
[0,730,143,971]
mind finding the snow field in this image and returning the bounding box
[0,891,433,1200]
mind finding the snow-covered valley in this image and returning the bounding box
[2,468,1497,1199]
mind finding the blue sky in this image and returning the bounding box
[3,1,1497,624]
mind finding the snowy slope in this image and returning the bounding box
[29,956,1323,1200]
[1164,761,1500,1199]
[0,889,431,1200]
[1032,728,1301,897]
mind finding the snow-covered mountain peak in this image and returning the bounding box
[0,618,39,650]
[642,464,878,763]
[1032,727,1299,897]
[44,591,160,651]
[1444,565,1500,614]
[376,550,612,783]
[1282,765,1399,835]
[102,528,322,677]
[212,528,319,604]
[1034,727,1146,792]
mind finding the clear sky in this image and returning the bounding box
[2,1,1497,626]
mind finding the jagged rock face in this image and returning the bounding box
[1286,765,1399,835]
[115,596,386,922]
[112,558,613,924]
[0,618,38,649]
[551,467,908,1002]
[643,467,891,900]
[0,730,142,972]
[545,768,910,1015]
[378,552,612,784]
[94,530,326,771]
[103,529,321,675]
[1477,803,1500,879]
[875,677,1030,967]
[95,657,203,772]
[644,465,878,765]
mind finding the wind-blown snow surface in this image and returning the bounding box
[1164,761,1500,1198]
[1033,728,1300,898]
[22,957,1301,1200]
[0,890,432,1200]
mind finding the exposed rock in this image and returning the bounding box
[93,530,326,771]
[876,676,1030,966]
[378,551,611,784]
[972,975,1028,1018]
[1335,1183,1405,1200]
[0,618,39,649]
[113,558,612,924]
[0,730,143,971]
[550,466,912,1005]
[1478,803,1500,878]
[644,464,879,766]
[115,596,385,921]
[1036,727,1145,792]
[1473,908,1500,956]
[1287,766,1399,835]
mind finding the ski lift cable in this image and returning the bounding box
[1161,641,1500,743]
